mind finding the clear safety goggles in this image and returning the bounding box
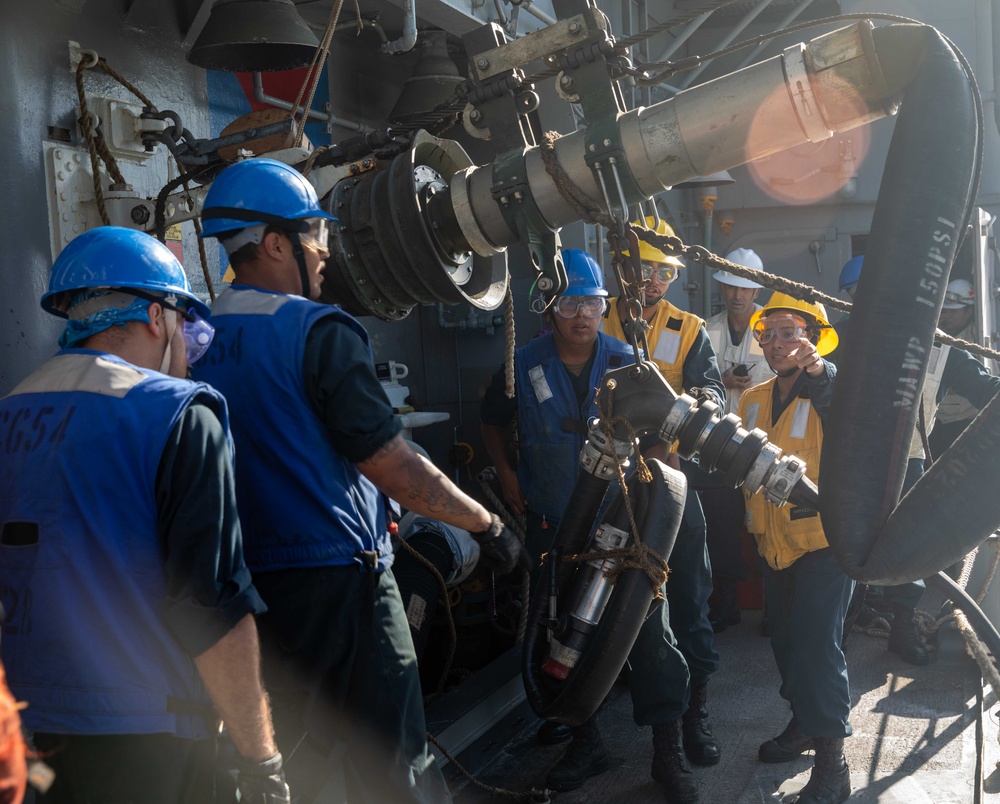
[129,290,216,365]
[752,313,814,345]
[157,298,215,364]
[180,312,216,365]
[943,290,973,306]
[553,296,606,319]
[641,262,678,283]
[298,217,330,253]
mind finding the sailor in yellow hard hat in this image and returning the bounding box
[738,290,853,803]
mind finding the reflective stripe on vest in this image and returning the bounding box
[514,332,633,522]
[195,286,393,572]
[604,299,702,392]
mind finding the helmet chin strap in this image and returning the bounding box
[286,231,312,299]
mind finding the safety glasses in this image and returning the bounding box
[752,313,813,345]
[553,296,606,319]
[155,296,215,364]
[299,217,330,253]
[943,290,973,306]
[641,262,678,283]
[179,312,216,365]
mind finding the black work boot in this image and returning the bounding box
[651,720,700,802]
[758,714,814,763]
[709,578,741,633]
[537,720,572,745]
[792,737,850,804]
[682,679,720,766]
[887,605,930,665]
[545,719,610,792]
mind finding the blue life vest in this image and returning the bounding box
[0,350,224,738]
[514,333,632,521]
[194,286,392,572]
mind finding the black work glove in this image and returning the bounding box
[234,752,290,804]
[472,513,529,575]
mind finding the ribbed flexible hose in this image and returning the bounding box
[820,24,994,585]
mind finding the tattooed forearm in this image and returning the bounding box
[358,435,492,532]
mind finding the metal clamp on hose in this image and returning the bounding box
[658,393,697,444]
[759,455,808,507]
[579,422,634,480]
[655,390,810,508]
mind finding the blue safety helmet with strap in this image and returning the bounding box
[560,249,608,297]
[41,226,211,319]
[839,255,864,292]
[200,158,337,298]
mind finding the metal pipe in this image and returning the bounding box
[382,0,418,54]
[991,0,1000,141]
[493,0,509,27]
[307,17,389,44]
[514,0,557,27]
[252,72,367,132]
[454,23,897,254]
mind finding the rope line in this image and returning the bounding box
[291,0,349,146]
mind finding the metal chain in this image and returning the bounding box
[538,131,652,363]
[631,225,1000,363]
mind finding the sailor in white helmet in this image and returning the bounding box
[705,249,775,417]
[702,249,775,634]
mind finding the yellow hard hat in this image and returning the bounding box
[624,216,684,267]
[749,291,839,356]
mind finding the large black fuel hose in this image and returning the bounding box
[522,459,686,725]
[819,23,997,585]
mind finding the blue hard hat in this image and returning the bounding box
[839,255,864,292]
[561,249,607,297]
[200,158,336,238]
[41,226,211,319]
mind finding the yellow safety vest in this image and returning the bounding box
[738,379,828,570]
[604,299,703,393]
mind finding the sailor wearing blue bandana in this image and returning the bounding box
[0,226,286,803]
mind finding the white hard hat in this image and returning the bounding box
[715,248,763,288]
[942,278,975,309]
